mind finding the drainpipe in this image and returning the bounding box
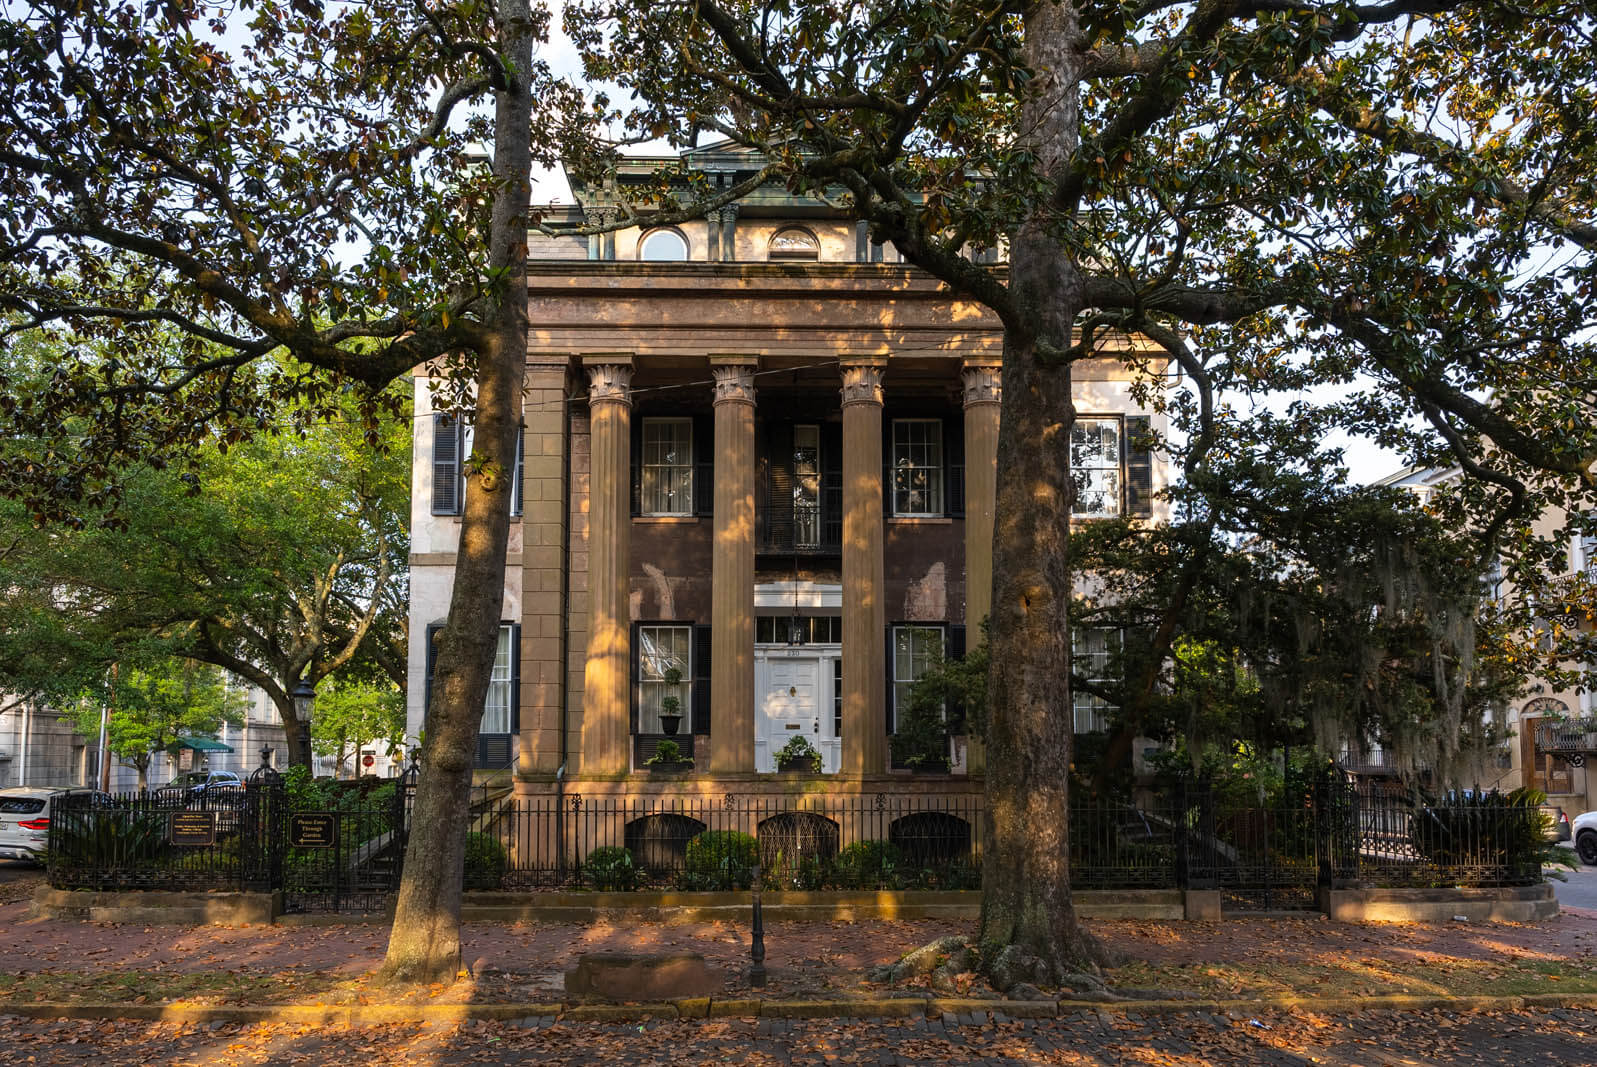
[18,699,30,786]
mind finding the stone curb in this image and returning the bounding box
[5,991,1597,1027]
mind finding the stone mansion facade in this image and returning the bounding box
[405,146,1169,803]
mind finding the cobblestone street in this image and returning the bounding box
[3,1006,1593,1065]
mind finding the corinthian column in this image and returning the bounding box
[709,358,758,773]
[840,359,887,777]
[580,358,632,776]
[961,360,1002,775]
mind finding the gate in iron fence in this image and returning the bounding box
[276,782,409,914]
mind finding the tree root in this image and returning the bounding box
[867,933,1125,999]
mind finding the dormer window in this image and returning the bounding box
[769,227,820,261]
[639,228,689,261]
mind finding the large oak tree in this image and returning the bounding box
[573,0,1597,975]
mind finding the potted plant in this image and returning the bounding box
[644,738,693,772]
[658,666,684,736]
[774,734,823,773]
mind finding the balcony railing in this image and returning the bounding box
[1535,718,1597,755]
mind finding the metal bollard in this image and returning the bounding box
[750,862,767,987]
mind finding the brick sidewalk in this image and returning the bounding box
[6,898,1597,1005]
[1,1005,1593,1065]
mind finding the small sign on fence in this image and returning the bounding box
[289,812,339,849]
[168,811,216,846]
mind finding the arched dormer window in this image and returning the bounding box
[639,228,689,261]
[769,227,820,260]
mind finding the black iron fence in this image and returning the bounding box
[48,776,1547,912]
[464,791,985,892]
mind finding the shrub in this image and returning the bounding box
[1409,787,1555,881]
[463,831,509,890]
[831,839,903,889]
[680,830,758,890]
[584,845,638,891]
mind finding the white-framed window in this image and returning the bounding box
[769,227,820,260]
[639,228,689,261]
[482,625,514,734]
[1072,626,1121,733]
[1071,419,1122,518]
[891,624,945,731]
[641,418,694,515]
[638,625,692,734]
[793,424,822,547]
[891,419,944,516]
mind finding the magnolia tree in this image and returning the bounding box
[572,0,1597,976]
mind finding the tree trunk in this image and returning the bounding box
[978,0,1104,978]
[379,2,534,986]
[135,759,148,792]
[267,689,308,771]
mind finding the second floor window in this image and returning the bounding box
[431,414,523,518]
[891,419,944,516]
[641,418,694,515]
[1071,419,1122,518]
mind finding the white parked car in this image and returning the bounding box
[0,786,110,864]
[1572,810,1597,866]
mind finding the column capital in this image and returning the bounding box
[840,361,886,408]
[961,363,1002,408]
[584,360,633,406]
[711,362,757,406]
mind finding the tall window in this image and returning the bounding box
[482,626,514,734]
[639,228,688,261]
[1072,627,1121,733]
[637,625,691,734]
[641,418,694,515]
[793,424,821,547]
[1071,419,1122,518]
[891,625,944,731]
[891,419,944,516]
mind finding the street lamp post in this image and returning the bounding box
[291,679,316,773]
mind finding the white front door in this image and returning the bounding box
[756,654,822,772]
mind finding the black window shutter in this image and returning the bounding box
[945,414,965,518]
[886,624,897,735]
[424,624,443,726]
[947,624,967,732]
[882,416,893,517]
[754,420,770,548]
[630,417,643,517]
[512,427,525,517]
[1126,415,1154,518]
[509,623,521,732]
[432,415,461,515]
[693,623,712,734]
[693,415,715,516]
[767,422,794,550]
[822,422,843,549]
[629,622,641,735]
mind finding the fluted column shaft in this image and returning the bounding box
[961,361,1002,774]
[841,360,887,777]
[709,358,758,773]
[580,359,632,775]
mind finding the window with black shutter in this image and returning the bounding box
[1125,415,1154,518]
[693,416,714,516]
[431,415,463,515]
[692,623,711,733]
[945,414,965,518]
[511,427,524,517]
